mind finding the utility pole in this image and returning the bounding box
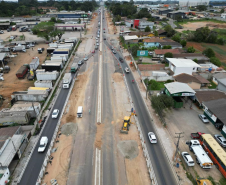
[174,132,184,162]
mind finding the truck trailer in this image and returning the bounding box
[41,63,61,71]
[63,73,72,88]
[16,65,28,79]
[30,57,39,70]
[13,45,26,52]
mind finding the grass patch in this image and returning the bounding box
[185,172,196,185]
[151,81,166,90]
[202,44,226,56]
[213,28,226,40]
[219,177,226,185]
[129,28,136,31]
[208,176,217,185]
[208,81,217,89]
[177,18,226,25]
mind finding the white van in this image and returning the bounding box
[38,136,48,152]
[77,106,83,118]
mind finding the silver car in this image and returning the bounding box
[96,42,99,46]
[181,152,195,166]
[198,114,209,123]
[214,134,226,147]
[148,132,157,143]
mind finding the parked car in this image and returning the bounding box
[148,132,157,143]
[119,57,124,62]
[78,60,84,66]
[198,114,209,123]
[92,50,95,53]
[96,42,99,46]
[111,47,114,50]
[181,152,195,166]
[38,136,48,152]
[84,57,88,61]
[215,123,224,130]
[191,132,205,139]
[214,134,226,147]
[0,30,4,34]
[104,38,106,40]
[52,109,59,118]
[112,50,116,54]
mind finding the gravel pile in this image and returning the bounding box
[61,122,78,136]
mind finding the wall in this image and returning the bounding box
[134,19,139,28]
[13,93,48,102]
[217,82,226,92]
[144,42,160,48]
[186,81,201,90]
[145,76,173,81]
[0,112,30,125]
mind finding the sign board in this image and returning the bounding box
[137,50,148,57]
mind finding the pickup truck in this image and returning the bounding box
[125,67,130,73]
[191,132,205,139]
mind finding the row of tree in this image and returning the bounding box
[0,0,97,17]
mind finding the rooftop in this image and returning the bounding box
[218,78,226,86]
[123,35,139,40]
[173,53,210,61]
[167,58,201,68]
[165,82,196,94]
[0,126,20,149]
[203,98,226,124]
[195,90,226,104]
[143,37,169,43]
[138,64,165,71]
[154,49,181,55]
[213,73,226,80]
[128,31,153,36]
[174,73,210,84]
[160,42,182,47]
[0,53,6,61]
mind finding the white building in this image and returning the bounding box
[138,21,154,31]
[167,58,201,76]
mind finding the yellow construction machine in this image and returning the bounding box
[120,112,136,134]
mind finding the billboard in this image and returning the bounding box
[137,50,148,56]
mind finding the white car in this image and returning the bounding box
[148,132,157,143]
[38,136,48,152]
[52,109,59,118]
[96,42,99,46]
[84,57,88,61]
[181,152,195,166]
[198,114,209,123]
[0,30,4,34]
[214,134,226,147]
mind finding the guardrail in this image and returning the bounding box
[17,39,80,184]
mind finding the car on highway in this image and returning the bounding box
[119,57,124,62]
[111,47,114,50]
[78,60,84,66]
[214,134,226,147]
[96,42,99,46]
[52,109,59,118]
[84,57,88,61]
[97,35,100,38]
[38,136,48,152]
[92,50,95,53]
[148,132,157,143]
[95,45,98,50]
[112,50,116,54]
[181,152,195,166]
[198,114,209,123]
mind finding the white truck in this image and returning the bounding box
[63,73,72,88]
[13,45,26,52]
[186,140,213,169]
[125,67,130,73]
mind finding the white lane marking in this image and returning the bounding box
[95,148,101,185]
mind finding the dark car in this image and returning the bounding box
[215,123,224,130]
[119,57,124,62]
[104,38,106,40]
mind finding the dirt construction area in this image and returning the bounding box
[0,44,48,110]
[177,21,226,32]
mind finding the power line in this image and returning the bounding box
[174,132,184,162]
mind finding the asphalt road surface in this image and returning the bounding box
[19,73,76,185]
[103,42,178,185]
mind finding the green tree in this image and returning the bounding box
[210,57,221,67]
[131,44,139,57]
[50,17,56,23]
[217,38,225,45]
[180,40,187,47]
[154,30,158,37]
[202,48,215,58]
[187,46,196,53]
[115,15,121,22]
[220,9,224,13]
[78,18,81,24]
[197,5,207,11]
[144,26,151,32]
[193,58,198,63]
[164,25,176,37]
[175,15,183,22]
[162,45,172,49]
[159,94,174,109]
[172,34,181,43]
[164,52,173,58]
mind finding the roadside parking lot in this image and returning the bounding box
[165,98,223,182]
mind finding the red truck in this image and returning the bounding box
[191,132,205,139]
[16,65,28,79]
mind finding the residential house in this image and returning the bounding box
[128,31,154,37]
[174,73,210,89]
[125,20,134,28]
[157,29,168,37]
[138,21,154,31]
[167,58,201,76]
[212,73,226,85]
[123,35,139,44]
[159,41,182,49]
[194,89,226,106]
[143,37,168,48]
[167,10,187,20]
[153,49,181,58]
[173,53,210,63]
[202,98,226,137]
[217,78,226,92]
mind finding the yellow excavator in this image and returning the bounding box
[120,112,136,134]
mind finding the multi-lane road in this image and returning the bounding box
[18,6,178,185]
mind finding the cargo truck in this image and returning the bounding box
[30,57,39,70]
[13,45,26,52]
[71,62,78,73]
[41,63,61,71]
[63,73,72,88]
[53,49,69,55]
[186,140,213,169]
[47,47,55,54]
[16,65,28,79]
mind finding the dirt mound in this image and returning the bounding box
[112,73,123,82]
[95,123,104,149]
[125,56,132,61]
[66,115,76,122]
[117,140,139,159]
[61,122,78,136]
